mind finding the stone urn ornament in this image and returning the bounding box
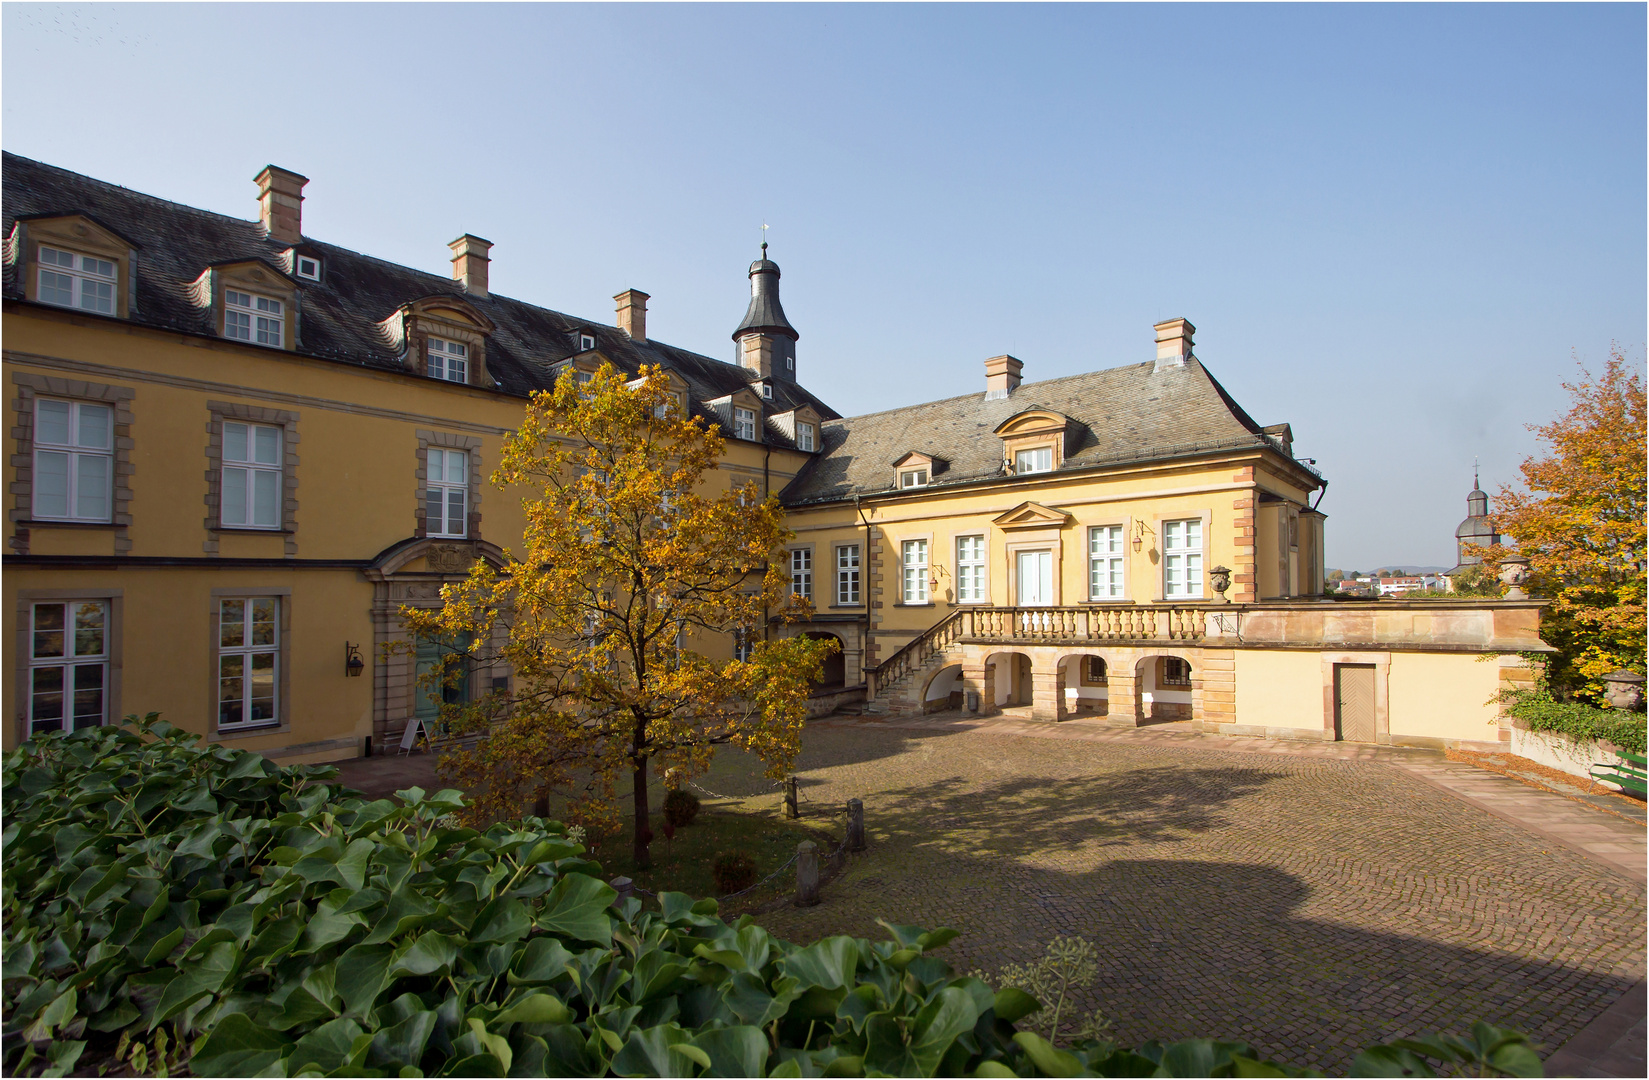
[1497,553,1531,600]
[1209,565,1232,603]
[1601,670,1646,711]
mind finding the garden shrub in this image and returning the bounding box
[1507,689,1647,754]
[664,788,701,828]
[710,849,757,894]
[3,715,1545,1078]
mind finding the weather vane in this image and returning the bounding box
[761,222,769,257]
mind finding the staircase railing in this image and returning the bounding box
[867,608,967,697]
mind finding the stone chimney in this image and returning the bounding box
[984,355,1023,400]
[254,165,307,244]
[448,234,492,299]
[1153,318,1195,372]
[615,289,649,342]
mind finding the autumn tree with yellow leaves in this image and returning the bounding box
[1476,346,1645,702]
[403,364,834,868]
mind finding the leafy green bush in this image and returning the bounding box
[664,789,701,828]
[1507,690,1647,754]
[3,716,1545,1077]
[711,850,757,894]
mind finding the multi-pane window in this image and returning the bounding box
[219,598,278,730]
[836,544,861,605]
[428,338,468,382]
[956,535,986,602]
[797,422,815,452]
[899,468,927,489]
[28,601,107,736]
[1086,656,1108,683]
[902,539,929,603]
[790,548,812,601]
[426,449,468,538]
[1014,447,1053,474]
[733,628,753,663]
[221,422,283,529]
[1161,657,1192,686]
[1163,518,1204,598]
[225,289,283,347]
[37,246,115,314]
[1089,525,1125,599]
[32,398,112,522]
[734,407,757,441]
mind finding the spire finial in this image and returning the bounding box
[760,222,769,259]
[1473,457,1480,490]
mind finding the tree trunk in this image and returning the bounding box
[632,717,652,870]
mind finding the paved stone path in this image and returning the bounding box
[686,712,1646,1074]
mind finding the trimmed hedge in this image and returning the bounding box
[2,716,1542,1077]
[1508,692,1647,754]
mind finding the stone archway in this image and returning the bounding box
[1057,653,1112,718]
[363,536,510,752]
[804,631,846,688]
[1135,654,1195,724]
[983,650,1033,709]
[922,664,965,714]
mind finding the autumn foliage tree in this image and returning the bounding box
[403,363,834,868]
[1476,347,1645,702]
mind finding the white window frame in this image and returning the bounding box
[797,422,815,452]
[295,255,321,281]
[956,535,987,603]
[31,398,113,522]
[225,289,284,348]
[428,337,468,383]
[578,332,596,352]
[733,627,753,663]
[1088,525,1126,600]
[760,384,773,399]
[790,548,812,601]
[426,449,469,538]
[836,544,861,605]
[899,468,928,489]
[1163,518,1205,599]
[27,600,108,736]
[221,421,284,530]
[217,597,280,731]
[1014,446,1053,475]
[901,539,929,603]
[734,407,758,441]
[37,245,115,314]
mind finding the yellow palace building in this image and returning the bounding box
[4,154,1545,763]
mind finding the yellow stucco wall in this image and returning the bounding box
[1233,650,1325,731]
[1388,651,1503,745]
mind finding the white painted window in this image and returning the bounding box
[734,407,757,440]
[428,338,468,382]
[219,598,279,730]
[797,422,815,452]
[295,255,321,280]
[760,383,773,399]
[733,628,753,663]
[790,548,812,601]
[225,289,283,347]
[1089,525,1125,599]
[579,332,596,352]
[1014,446,1053,474]
[37,246,115,314]
[653,391,683,420]
[1163,518,1204,598]
[1017,550,1054,606]
[902,539,929,603]
[32,398,112,522]
[836,544,860,605]
[29,600,107,736]
[956,535,987,602]
[221,422,283,529]
[426,449,468,538]
[899,468,927,489]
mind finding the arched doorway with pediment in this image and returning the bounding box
[363,536,511,753]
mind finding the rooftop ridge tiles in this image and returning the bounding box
[820,360,1161,428]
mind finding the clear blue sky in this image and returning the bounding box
[5,3,1643,570]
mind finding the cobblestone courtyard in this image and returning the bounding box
[695,716,1646,1073]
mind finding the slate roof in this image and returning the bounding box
[732,257,798,341]
[1,153,838,446]
[782,358,1319,505]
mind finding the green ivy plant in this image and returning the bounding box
[2,716,1545,1078]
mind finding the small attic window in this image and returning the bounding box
[295,256,320,281]
[579,332,596,352]
[899,468,928,489]
[760,383,773,399]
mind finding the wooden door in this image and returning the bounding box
[1334,664,1376,742]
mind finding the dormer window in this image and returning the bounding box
[797,422,815,452]
[38,246,115,314]
[225,290,284,348]
[760,383,773,399]
[428,337,468,382]
[900,468,928,489]
[295,255,320,281]
[579,332,596,352]
[734,407,758,441]
[1014,447,1053,474]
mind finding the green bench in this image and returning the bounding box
[1589,751,1648,797]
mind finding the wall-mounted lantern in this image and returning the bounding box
[345,643,365,677]
[1131,519,1154,553]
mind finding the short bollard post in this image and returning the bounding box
[784,776,799,819]
[847,798,865,852]
[610,877,635,906]
[794,841,820,907]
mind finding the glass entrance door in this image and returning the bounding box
[415,633,470,734]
